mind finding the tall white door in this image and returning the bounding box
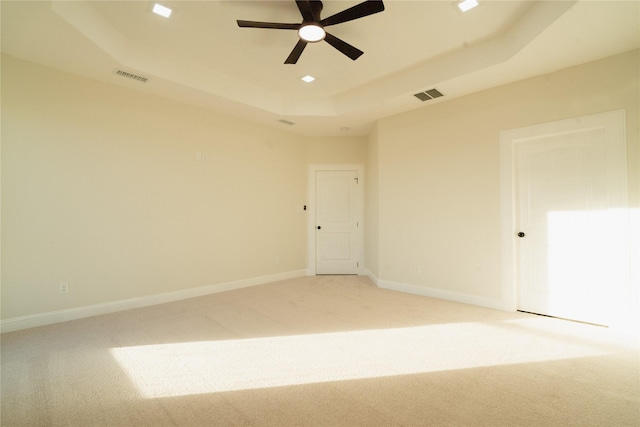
[315,170,359,274]
[512,111,628,326]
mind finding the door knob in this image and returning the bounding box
[517,232,526,238]
[317,226,322,230]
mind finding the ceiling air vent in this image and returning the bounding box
[114,69,150,83]
[414,88,444,102]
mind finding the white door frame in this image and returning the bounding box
[308,164,365,275]
[499,110,629,326]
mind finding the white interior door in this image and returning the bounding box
[315,170,359,274]
[512,111,628,326]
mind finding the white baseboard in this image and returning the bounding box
[1,269,307,333]
[363,269,379,286]
[377,279,510,312]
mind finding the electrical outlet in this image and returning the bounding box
[275,257,280,265]
[414,267,421,275]
[59,282,69,294]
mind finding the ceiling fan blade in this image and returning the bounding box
[285,39,308,64]
[320,0,384,27]
[295,0,315,21]
[237,20,300,30]
[323,32,363,60]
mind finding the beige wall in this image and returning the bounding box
[1,56,315,319]
[305,136,367,165]
[365,125,380,278]
[375,50,639,308]
[3,49,638,326]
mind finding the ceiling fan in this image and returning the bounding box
[237,0,385,64]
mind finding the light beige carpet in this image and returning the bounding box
[1,275,639,426]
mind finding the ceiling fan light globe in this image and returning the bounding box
[298,24,326,42]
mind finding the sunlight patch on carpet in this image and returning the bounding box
[111,322,610,398]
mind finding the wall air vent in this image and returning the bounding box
[277,119,296,126]
[414,88,444,102]
[114,69,150,83]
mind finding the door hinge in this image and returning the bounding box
[357,262,359,268]
[354,178,359,184]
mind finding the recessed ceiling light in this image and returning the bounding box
[152,3,172,18]
[457,0,478,12]
[301,75,315,83]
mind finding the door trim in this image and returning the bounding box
[308,164,364,276]
[499,110,629,324]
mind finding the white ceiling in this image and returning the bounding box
[1,1,638,136]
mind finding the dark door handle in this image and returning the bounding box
[317,226,321,230]
[517,232,526,238]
